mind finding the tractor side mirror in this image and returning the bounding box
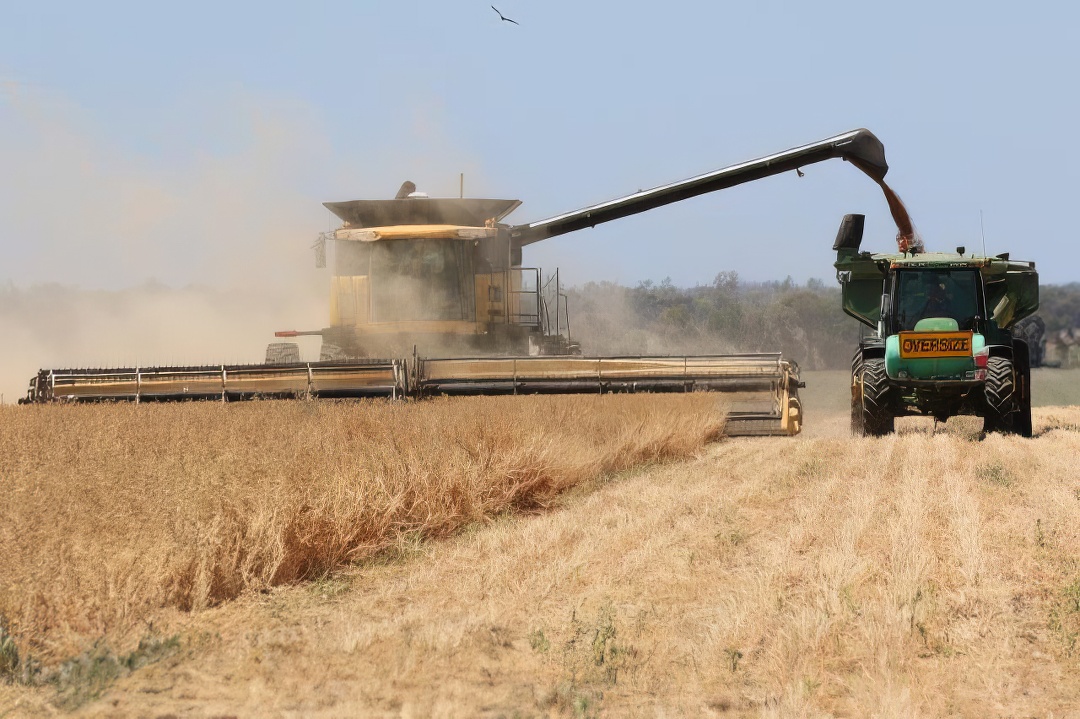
[833,214,865,252]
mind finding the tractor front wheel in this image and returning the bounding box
[983,356,1019,435]
[852,356,894,437]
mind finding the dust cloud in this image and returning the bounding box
[0,86,501,399]
[0,283,324,402]
[566,281,747,357]
[0,89,338,401]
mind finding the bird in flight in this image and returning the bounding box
[491,6,519,25]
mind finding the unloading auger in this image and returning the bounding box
[22,128,893,436]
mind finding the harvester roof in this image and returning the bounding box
[334,224,499,241]
[324,198,522,229]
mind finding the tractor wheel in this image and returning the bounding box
[983,356,1018,435]
[850,352,865,436]
[856,357,894,436]
[1015,383,1033,437]
[850,371,864,436]
[1013,340,1034,437]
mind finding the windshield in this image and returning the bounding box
[369,239,475,322]
[895,269,980,331]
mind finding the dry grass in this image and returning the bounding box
[0,395,724,673]
[6,384,1080,717]
[8,404,1075,718]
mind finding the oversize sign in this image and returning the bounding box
[898,332,972,359]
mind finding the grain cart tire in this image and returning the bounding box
[1013,340,1033,438]
[850,352,866,436]
[851,381,865,436]
[1015,378,1033,438]
[858,357,894,436]
[983,356,1018,435]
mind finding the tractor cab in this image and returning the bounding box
[889,267,982,334]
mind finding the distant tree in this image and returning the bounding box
[566,274,857,369]
[1038,283,1080,332]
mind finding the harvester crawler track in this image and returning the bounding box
[22,354,803,436]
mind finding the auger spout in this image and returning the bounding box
[509,128,888,246]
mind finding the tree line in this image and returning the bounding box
[1037,283,1080,334]
[566,275,1080,370]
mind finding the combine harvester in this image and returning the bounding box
[22,128,893,436]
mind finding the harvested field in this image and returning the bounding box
[0,395,724,674]
[4,373,1080,716]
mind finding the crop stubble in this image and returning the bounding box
[0,395,724,670]
[4,395,1080,716]
[95,407,1076,717]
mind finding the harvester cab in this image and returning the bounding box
[284,191,575,360]
[835,215,1039,436]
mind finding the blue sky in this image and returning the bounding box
[2,0,1079,290]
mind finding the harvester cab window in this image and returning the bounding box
[335,241,371,275]
[369,239,476,322]
[895,269,980,332]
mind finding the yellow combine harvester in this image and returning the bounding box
[22,128,893,436]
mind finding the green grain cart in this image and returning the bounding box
[834,214,1039,436]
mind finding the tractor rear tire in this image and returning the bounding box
[853,356,894,437]
[983,356,1019,435]
[1013,340,1034,437]
[851,373,863,436]
[1015,382,1033,437]
[850,351,868,436]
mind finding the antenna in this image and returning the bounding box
[979,209,987,257]
[460,172,464,199]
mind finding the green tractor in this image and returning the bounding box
[834,214,1039,437]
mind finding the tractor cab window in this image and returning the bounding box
[895,269,980,331]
